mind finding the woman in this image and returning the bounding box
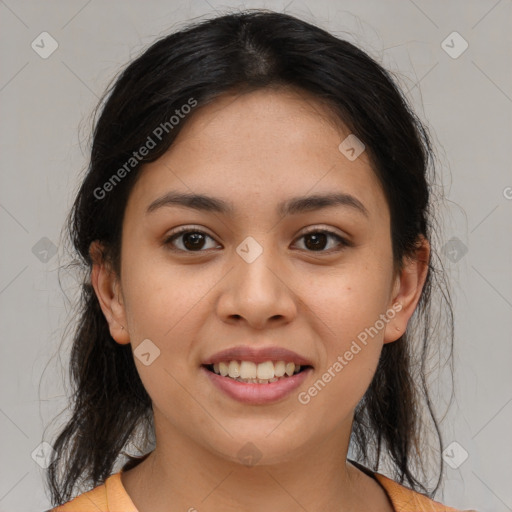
[46,9,473,512]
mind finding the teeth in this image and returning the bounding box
[228,360,240,378]
[209,360,304,382]
[257,361,274,380]
[219,361,229,377]
[274,361,286,377]
[240,361,257,379]
[285,362,295,376]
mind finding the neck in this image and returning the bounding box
[121,416,392,512]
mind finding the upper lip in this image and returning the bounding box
[202,346,314,367]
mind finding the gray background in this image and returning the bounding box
[0,0,511,510]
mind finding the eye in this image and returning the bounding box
[163,227,219,252]
[293,228,351,253]
[164,226,351,254]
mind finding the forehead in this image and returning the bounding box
[126,88,388,223]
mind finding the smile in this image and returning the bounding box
[205,360,309,383]
[202,362,313,404]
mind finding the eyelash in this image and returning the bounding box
[163,226,352,254]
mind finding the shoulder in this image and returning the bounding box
[48,472,137,512]
[47,468,475,512]
[48,481,108,512]
[374,472,469,512]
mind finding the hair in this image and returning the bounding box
[46,8,454,506]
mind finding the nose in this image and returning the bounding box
[216,240,298,330]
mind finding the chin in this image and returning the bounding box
[199,427,308,467]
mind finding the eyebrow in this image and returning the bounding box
[146,191,369,218]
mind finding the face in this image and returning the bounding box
[92,87,426,467]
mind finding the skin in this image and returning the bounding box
[90,87,429,512]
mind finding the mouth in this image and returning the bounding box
[201,345,314,403]
[203,360,313,384]
[201,362,313,404]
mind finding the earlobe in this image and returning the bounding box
[89,241,130,345]
[383,236,430,344]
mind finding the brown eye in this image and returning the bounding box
[163,226,351,254]
[295,229,350,253]
[164,228,219,252]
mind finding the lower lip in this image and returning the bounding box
[201,366,313,404]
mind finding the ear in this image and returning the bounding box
[383,235,430,344]
[89,240,130,345]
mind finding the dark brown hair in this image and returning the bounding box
[46,9,454,506]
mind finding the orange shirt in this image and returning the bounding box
[51,470,463,511]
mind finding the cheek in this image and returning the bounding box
[121,252,223,403]
[297,275,386,418]
[302,262,392,342]
[297,264,390,402]
[299,346,381,432]
[122,246,207,339]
